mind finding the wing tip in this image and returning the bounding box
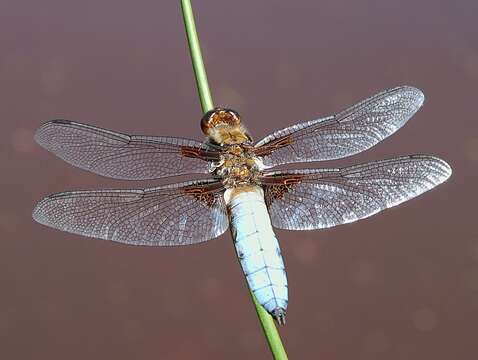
[34,119,71,147]
[32,197,49,226]
[394,85,425,110]
[32,191,73,226]
[429,156,452,184]
[400,154,452,185]
[409,86,425,107]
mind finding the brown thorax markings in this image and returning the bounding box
[211,144,261,188]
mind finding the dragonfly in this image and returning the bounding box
[32,86,451,325]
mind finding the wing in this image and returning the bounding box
[35,120,221,180]
[32,179,228,246]
[254,86,424,167]
[259,155,451,230]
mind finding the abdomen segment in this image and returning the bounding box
[225,186,288,324]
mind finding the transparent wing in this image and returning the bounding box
[260,155,451,230]
[254,86,424,167]
[35,120,221,180]
[32,179,228,246]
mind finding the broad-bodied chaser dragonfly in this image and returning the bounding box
[33,86,451,324]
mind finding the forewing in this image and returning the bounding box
[260,155,451,230]
[254,86,424,167]
[32,180,228,246]
[35,120,220,179]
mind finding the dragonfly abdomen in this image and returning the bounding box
[225,186,288,324]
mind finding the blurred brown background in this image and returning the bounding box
[1,0,477,359]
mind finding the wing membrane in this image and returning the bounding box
[254,86,424,167]
[32,180,228,246]
[260,155,451,230]
[35,120,220,179]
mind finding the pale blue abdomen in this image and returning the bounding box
[225,186,288,322]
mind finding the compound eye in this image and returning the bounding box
[226,109,240,118]
[200,109,217,134]
[224,109,241,125]
[200,107,241,135]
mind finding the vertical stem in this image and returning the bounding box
[180,0,214,112]
[250,289,289,360]
[180,1,288,359]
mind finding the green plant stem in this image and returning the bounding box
[250,289,289,360]
[180,1,288,359]
[180,0,213,112]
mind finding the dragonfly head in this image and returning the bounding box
[201,107,252,145]
[201,107,241,133]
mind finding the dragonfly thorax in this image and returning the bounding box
[213,145,261,187]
